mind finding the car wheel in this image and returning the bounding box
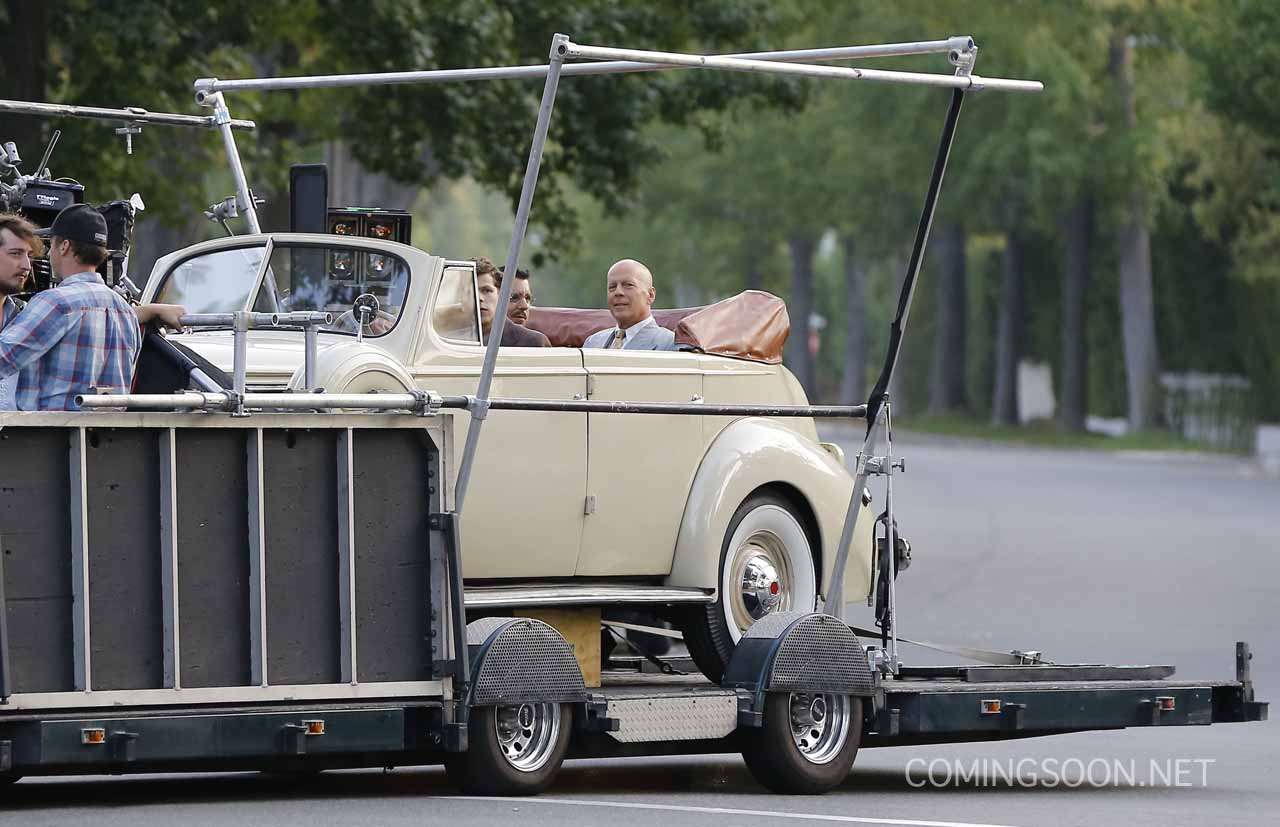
[742,693,862,794]
[683,493,818,683]
[444,702,571,796]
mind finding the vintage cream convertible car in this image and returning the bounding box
[143,232,875,680]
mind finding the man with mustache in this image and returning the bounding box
[474,257,549,347]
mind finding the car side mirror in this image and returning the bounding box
[353,293,380,343]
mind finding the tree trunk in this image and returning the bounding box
[838,233,866,405]
[1058,198,1092,431]
[0,0,49,177]
[1111,34,1162,431]
[784,234,817,398]
[927,223,968,414]
[990,232,1024,426]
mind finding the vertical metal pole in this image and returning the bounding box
[69,428,91,691]
[247,429,268,686]
[864,87,966,430]
[883,403,898,668]
[233,311,248,396]
[446,512,469,718]
[159,428,181,689]
[0,525,11,702]
[304,324,319,390]
[826,87,967,625]
[205,91,262,234]
[453,33,569,513]
[337,428,358,684]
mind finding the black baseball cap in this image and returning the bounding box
[35,203,109,247]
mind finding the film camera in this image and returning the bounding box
[0,132,142,298]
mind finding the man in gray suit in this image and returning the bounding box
[582,259,676,351]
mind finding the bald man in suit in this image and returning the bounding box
[582,259,676,351]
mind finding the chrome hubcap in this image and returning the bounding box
[729,533,792,632]
[788,693,850,765]
[741,554,783,618]
[494,702,559,772]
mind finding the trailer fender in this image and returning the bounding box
[722,612,875,725]
[464,617,587,707]
[290,341,415,393]
[666,418,875,601]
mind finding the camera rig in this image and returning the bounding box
[0,98,256,298]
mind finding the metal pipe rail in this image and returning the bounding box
[0,99,256,130]
[76,392,430,412]
[192,37,978,95]
[478,397,866,418]
[175,311,333,395]
[178,311,333,328]
[559,41,1044,93]
[77,390,868,420]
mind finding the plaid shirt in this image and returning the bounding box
[0,273,140,410]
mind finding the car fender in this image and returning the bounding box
[292,341,415,393]
[665,418,874,604]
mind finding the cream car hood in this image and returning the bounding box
[168,329,326,386]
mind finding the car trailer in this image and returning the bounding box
[0,409,1264,796]
[2,34,1267,796]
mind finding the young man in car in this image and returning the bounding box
[0,205,186,410]
[474,256,549,347]
[582,258,676,350]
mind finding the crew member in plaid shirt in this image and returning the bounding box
[0,205,186,411]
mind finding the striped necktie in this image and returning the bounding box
[610,329,626,349]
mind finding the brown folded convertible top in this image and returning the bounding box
[525,290,790,363]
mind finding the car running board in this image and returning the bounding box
[464,584,714,608]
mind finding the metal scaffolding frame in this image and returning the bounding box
[184,32,1042,666]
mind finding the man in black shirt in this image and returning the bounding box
[474,257,549,347]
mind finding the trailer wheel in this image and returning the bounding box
[684,494,817,683]
[742,692,861,794]
[445,702,571,795]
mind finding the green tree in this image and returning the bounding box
[1,0,804,254]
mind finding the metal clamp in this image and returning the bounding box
[465,395,490,421]
[114,122,143,155]
[948,38,977,76]
[411,390,444,417]
[863,455,906,475]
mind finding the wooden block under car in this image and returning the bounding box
[513,607,602,688]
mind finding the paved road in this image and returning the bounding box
[3,433,1276,826]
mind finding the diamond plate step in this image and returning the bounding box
[606,691,738,743]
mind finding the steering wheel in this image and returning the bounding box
[332,308,397,335]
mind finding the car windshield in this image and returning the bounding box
[155,242,409,337]
[252,244,409,336]
[154,245,266,313]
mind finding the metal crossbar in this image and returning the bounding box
[192,37,979,95]
[0,99,255,130]
[559,41,1043,93]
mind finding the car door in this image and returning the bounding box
[413,264,588,579]
[576,349,704,576]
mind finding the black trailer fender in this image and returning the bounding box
[722,612,875,727]
[464,617,587,707]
